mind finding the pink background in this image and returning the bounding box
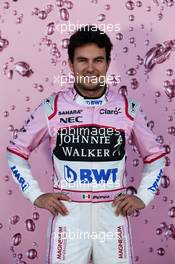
[0,0,175,263]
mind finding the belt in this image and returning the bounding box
[53,187,127,203]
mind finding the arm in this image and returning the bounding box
[131,105,166,207]
[113,100,166,216]
[6,102,49,204]
[7,98,71,215]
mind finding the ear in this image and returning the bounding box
[68,58,74,72]
[106,58,111,71]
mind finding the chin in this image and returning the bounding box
[81,83,102,91]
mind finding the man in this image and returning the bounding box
[7,26,166,264]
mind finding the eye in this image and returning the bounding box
[95,58,104,63]
[78,58,86,62]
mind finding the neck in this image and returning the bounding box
[74,84,106,99]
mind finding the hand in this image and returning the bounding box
[34,193,72,216]
[112,194,145,217]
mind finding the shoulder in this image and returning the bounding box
[42,88,69,120]
[122,95,140,121]
[42,92,59,120]
[108,88,140,120]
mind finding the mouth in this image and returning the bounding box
[83,75,97,77]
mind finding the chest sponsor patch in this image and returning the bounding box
[53,126,125,161]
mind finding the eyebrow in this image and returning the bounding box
[76,56,105,60]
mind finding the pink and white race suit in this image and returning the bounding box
[7,85,165,264]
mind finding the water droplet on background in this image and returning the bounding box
[133,159,139,167]
[66,1,73,9]
[3,111,9,117]
[33,212,40,221]
[9,215,20,225]
[98,14,106,22]
[12,233,22,246]
[157,247,165,256]
[118,86,128,96]
[116,33,123,40]
[47,22,55,35]
[25,219,36,232]
[156,228,163,235]
[161,175,170,188]
[56,0,64,7]
[38,10,47,20]
[104,4,110,10]
[27,248,37,259]
[14,62,33,77]
[126,186,137,195]
[126,68,137,76]
[168,207,175,217]
[125,1,135,10]
[62,38,69,49]
[60,8,69,21]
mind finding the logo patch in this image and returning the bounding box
[64,165,118,184]
[53,126,125,162]
[10,165,29,192]
[58,109,83,115]
[60,116,83,124]
[85,100,103,106]
[147,169,163,192]
[99,107,122,115]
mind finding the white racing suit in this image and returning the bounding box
[7,86,166,264]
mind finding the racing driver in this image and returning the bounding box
[7,25,166,264]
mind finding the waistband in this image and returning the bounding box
[53,187,127,203]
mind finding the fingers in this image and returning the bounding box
[47,204,58,216]
[127,207,135,216]
[115,198,129,216]
[113,194,142,217]
[54,193,72,202]
[48,193,71,216]
[35,193,72,216]
[51,198,69,216]
[119,203,134,217]
[112,193,127,207]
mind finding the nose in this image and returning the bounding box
[86,61,95,74]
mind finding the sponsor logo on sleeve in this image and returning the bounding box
[147,169,163,192]
[10,165,29,192]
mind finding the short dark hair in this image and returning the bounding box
[68,25,113,63]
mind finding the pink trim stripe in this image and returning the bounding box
[123,95,134,121]
[144,152,166,164]
[48,216,56,264]
[126,216,134,264]
[53,187,126,203]
[7,147,28,160]
[65,199,115,203]
[48,94,58,120]
[54,187,126,193]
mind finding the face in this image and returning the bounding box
[68,43,110,94]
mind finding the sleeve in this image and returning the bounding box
[130,103,166,207]
[6,101,50,204]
